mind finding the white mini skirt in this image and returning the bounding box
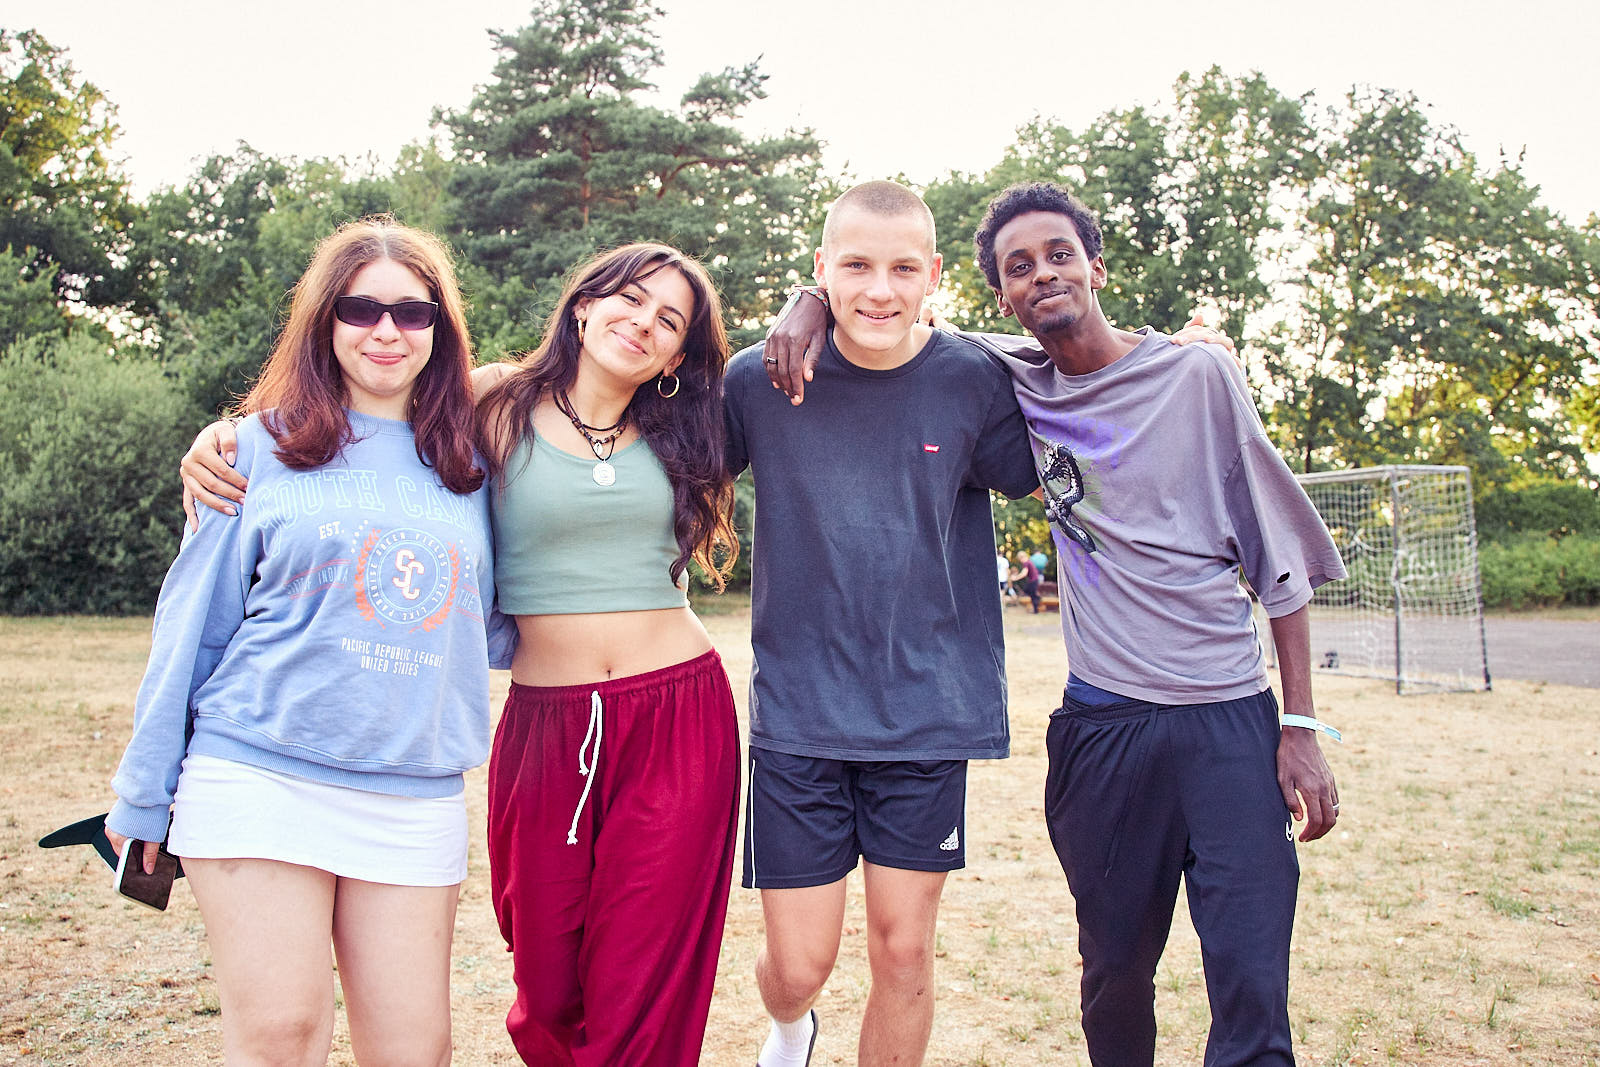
[168,753,468,887]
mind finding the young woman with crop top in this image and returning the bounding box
[470,243,741,1066]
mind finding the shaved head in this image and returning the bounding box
[821,180,937,259]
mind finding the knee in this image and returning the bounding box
[1079,928,1159,987]
[867,925,935,989]
[352,1029,450,1067]
[758,943,836,1005]
[229,1007,333,1067]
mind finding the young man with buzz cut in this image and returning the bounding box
[723,180,1041,1067]
[761,180,1343,1064]
[967,181,1346,1066]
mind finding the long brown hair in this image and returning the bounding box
[479,243,737,587]
[240,216,483,494]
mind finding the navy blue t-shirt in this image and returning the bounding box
[724,329,1039,760]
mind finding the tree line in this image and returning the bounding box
[3,2,1597,613]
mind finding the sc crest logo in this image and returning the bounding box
[354,527,460,629]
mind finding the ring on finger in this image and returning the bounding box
[763,355,779,365]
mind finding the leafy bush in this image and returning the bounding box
[1478,534,1600,610]
[1476,479,1600,544]
[0,334,199,613]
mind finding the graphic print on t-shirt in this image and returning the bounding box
[1029,425,1097,554]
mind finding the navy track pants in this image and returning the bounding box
[1044,688,1299,1067]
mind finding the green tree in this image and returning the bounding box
[0,29,133,307]
[129,148,439,415]
[438,0,824,353]
[0,245,66,344]
[924,73,1599,484]
[0,332,197,613]
[1277,89,1600,482]
[926,69,1312,341]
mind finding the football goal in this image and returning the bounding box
[1284,464,1491,694]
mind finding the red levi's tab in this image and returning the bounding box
[923,444,940,453]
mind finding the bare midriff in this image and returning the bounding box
[510,605,713,687]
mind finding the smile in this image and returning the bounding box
[611,331,647,354]
[364,352,407,366]
[856,310,898,322]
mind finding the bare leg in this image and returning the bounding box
[333,878,460,1067]
[756,879,847,1022]
[858,863,947,1067]
[184,858,338,1067]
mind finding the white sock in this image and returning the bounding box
[757,1009,816,1067]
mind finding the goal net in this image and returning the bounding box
[1280,465,1491,694]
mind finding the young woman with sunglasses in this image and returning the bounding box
[110,217,511,1067]
[181,242,742,1066]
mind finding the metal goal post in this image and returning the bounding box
[1286,464,1491,694]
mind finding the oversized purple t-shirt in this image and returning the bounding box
[970,329,1346,705]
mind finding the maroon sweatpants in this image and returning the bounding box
[487,649,741,1066]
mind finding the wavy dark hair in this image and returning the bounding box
[479,243,737,588]
[239,216,483,494]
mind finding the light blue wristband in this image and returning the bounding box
[1280,714,1342,742]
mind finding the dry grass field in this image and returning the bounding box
[1,603,1597,1066]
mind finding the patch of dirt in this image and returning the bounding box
[2,611,1597,1065]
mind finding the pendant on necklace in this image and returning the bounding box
[593,461,617,487]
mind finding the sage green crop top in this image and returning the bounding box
[490,434,689,615]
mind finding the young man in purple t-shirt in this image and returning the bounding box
[968,181,1346,1066]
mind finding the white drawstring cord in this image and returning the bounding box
[566,691,604,845]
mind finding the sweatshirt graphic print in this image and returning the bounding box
[107,411,510,844]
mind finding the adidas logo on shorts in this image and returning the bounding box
[939,827,960,851]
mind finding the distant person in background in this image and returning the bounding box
[997,552,1012,596]
[111,217,510,1066]
[1011,549,1042,613]
[1030,549,1049,573]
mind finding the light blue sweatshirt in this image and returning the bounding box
[108,411,516,844]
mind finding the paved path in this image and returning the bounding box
[1483,616,1600,688]
[1016,611,1599,689]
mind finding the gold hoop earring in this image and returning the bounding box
[657,372,681,399]
[576,316,586,344]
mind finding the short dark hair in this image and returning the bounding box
[973,182,1103,290]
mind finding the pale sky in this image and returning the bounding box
[13,0,1600,223]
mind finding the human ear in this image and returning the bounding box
[1089,257,1107,291]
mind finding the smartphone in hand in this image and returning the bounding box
[112,840,179,912]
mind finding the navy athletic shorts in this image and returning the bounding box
[741,749,967,889]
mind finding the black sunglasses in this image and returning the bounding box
[333,295,440,331]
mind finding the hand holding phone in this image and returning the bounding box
[112,838,180,912]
